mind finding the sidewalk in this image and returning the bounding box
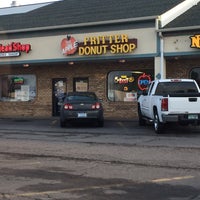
[0,117,59,132]
[0,117,136,134]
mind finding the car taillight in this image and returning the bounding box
[92,102,101,109]
[64,103,73,110]
[161,98,168,111]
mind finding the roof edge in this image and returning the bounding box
[157,25,200,33]
[0,16,157,34]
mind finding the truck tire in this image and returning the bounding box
[138,105,146,126]
[153,110,164,134]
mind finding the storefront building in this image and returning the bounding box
[0,0,200,119]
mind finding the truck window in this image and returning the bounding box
[148,82,155,95]
[155,82,198,95]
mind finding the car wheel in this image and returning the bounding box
[60,119,66,128]
[97,120,104,127]
[138,104,146,126]
[153,110,164,134]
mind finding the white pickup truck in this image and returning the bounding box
[137,79,200,133]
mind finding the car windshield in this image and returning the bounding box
[66,93,97,101]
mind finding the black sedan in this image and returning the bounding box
[60,92,104,127]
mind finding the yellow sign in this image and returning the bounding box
[79,34,137,55]
[190,34,200,48]
[114,75,134,84]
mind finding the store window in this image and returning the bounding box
[0,74,36,102]
[107,70,153,102]
[73,77,89,92]
[190,68,200,87]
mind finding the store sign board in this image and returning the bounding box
[190,34,200,49]
[0,52,20,57]
[0,42,31,57]
[61,34,137,56]
[61,36,78,55]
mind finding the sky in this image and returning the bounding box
[0,0,60,8]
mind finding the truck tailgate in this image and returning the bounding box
[168,97,200,113]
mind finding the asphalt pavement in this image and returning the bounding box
[0,117,137,134]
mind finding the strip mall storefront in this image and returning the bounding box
[0,28,200,119]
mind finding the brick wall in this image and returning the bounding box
[166,58,199,78]
[0,58,198,119]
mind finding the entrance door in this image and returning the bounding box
[52,78,67,116]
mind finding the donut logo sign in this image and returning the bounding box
[138,73,151,91]
[61,35,78,55]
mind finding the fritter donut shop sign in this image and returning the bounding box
[0,42,31,57]
[61,34,137,56]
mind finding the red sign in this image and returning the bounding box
[61,35,78,55]
[138,73,151,91]
[0,42,31,54]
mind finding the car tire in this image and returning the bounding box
[153,110,164,134]
[60,119,66,128]
[138,104,146,126]
[97,120,104,127]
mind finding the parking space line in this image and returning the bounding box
[3,183,126,198]
[0,161,41,166]
[118,122,129,131]
[151,175,194,183]
[1,176,195,198]
[117,122,126,127]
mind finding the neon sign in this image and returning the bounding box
[138,73,151,90]
[114,75,134,84]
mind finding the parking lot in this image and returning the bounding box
[0,117,200,135]
[0,117,200,200]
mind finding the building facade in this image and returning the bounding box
[0,0,200,119]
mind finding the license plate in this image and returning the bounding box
[188,114,198,120]
[78,113,87,118]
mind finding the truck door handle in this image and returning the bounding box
[189,97,197,102]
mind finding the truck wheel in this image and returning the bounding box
[153,110,164,134]
[138,105,146,126]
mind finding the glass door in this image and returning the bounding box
[52,78,67,116]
